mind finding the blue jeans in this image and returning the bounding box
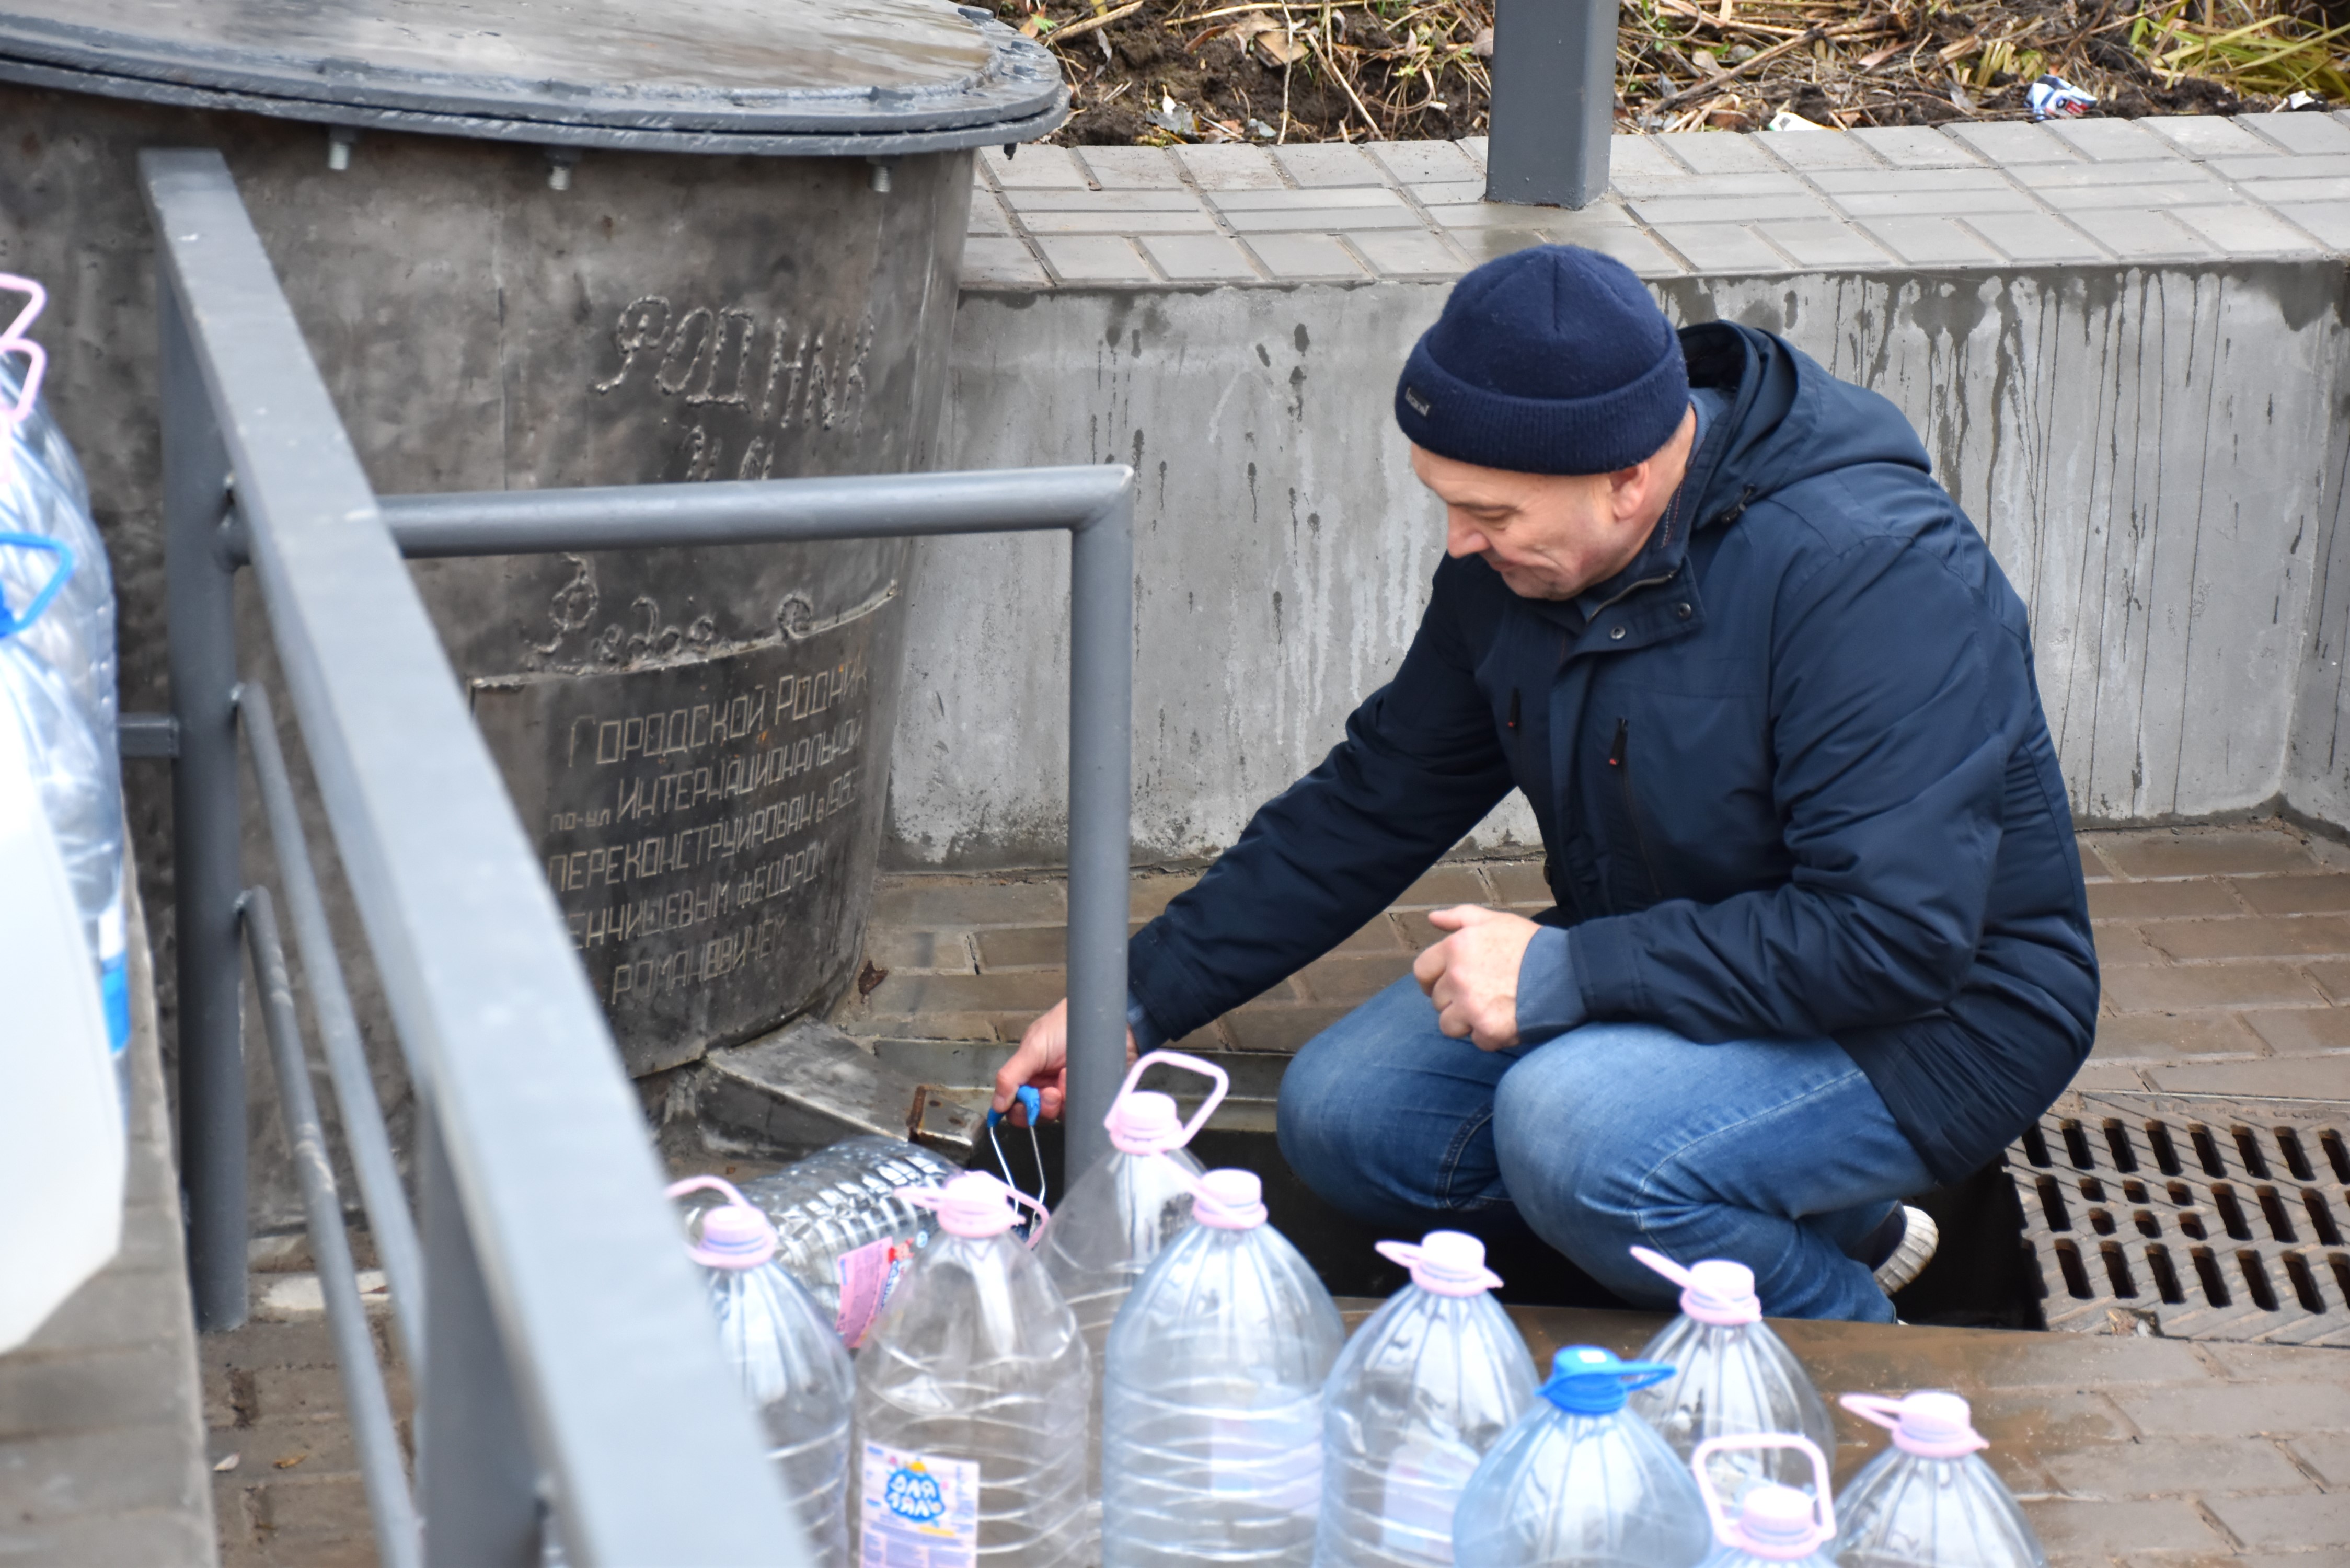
[1275,976,1934,1322]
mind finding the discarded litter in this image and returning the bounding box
[2026,73,2096,119]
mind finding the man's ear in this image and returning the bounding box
[1606,458,1651,522]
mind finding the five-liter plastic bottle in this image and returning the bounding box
[666,1176,856,1567]
[1314,1230,1539,1567]
[732,1136,958,1347]
[1832,1392,2049,1568]
[854,1169,1093,1567]
[1451,1344,1713,1568]
[0,537,126,1119]
[1692,1435,1840,1568]
[1102,1167,1346,1566]
[1038,1047,1229,1515]
[1627,1248,1837,1501]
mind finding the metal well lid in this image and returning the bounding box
[0,0,1065,153]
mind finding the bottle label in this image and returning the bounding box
[859,1442,978,1566]
[835,1237,905,1349]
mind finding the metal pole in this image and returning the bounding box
[376,468,1133,558]
[1061,492,1134,1186]
[239,682,427,1376]
[420,1115,540,1568]
[1483,0,1617,209]
[240,889,421,1568]
[160,276,247,1332]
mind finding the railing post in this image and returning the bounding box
[160,276,247,1332]
[1062,489,1134,1186]
[419,1116,540,1568]
[1483,0,1618,209]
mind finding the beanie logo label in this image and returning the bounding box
[1403,385,1431,417]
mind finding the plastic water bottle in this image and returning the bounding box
[1315,1231,1538,1567]
[0,537,126,1117]
[1628,1248,1836,1502]
[1101,1168,1345,1566]
[732,1136,957,1347]
[1451,1344,1712,1568]
[1038,1047,1227,1512]
[1692,1435,1839,1567]
[854,1170,1092,1566]
[1833,1393,2048,1567]
[667,1176,854,1566]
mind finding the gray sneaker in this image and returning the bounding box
[1872,1205,1939,1296]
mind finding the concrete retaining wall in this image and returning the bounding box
[894,261,2349,867]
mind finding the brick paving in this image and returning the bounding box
[842,822,2350,1108]
[200,1302,407,1568]
[0,891,216,1565]
[964,112,2350,289]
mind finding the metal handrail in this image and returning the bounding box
[145,144,1137,1565]
[148,146,811,1565]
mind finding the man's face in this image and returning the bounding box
[1406,447,1628,601]
[1409,413,1697,602]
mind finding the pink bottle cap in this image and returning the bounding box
[1840,1390,1989,1459]
[1729,1484,1828,1560]
[909,1170,1048,1240]
[1692,1433,1834,1560]
[1105,1090,1184,1155]
[1190,1168,1268,1229]
[663,1175,778,1271]
[1104,1050,1230,1155]
[1632,1245,1761,1325]
[1375,1230,1505,1297]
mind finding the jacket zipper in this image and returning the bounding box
[1608,717,1664,902]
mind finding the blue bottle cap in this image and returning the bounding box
[1539,1344,1678,1415]
[986,1083,1042,1129]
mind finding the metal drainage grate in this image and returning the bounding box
[2006,1093,2350,1345]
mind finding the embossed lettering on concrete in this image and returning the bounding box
[472,626,882,1073]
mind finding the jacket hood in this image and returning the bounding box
[1679,321,1934,531]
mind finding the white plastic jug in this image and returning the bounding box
[854,1170,1093,1567]
[1101,1168,1346,1566]
[667,1176,855,1566]
[1694,1435,1839,1568]
[1315,1231,1538,1567]
[0,677,122,1351]
[1450,1344,1712,1568]
[1833,1392,2049,1567]
[1628,1247,1836,1501]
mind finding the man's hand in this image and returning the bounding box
[991,998,1138,1126]
[1413,905,1541,1050]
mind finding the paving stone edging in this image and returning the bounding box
[964,111,2350,287]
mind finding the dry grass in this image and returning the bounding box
[997,0,2345,142]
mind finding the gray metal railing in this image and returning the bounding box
[145,145,1135,1565]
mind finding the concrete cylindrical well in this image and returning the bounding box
[0,0,1061,1226]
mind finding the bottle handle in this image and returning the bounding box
[0,273,47,349]
[0,531,74,637]
[1690,1432,1835,1552]
[1838,1393,1908,1432]
[1108,1048,1230,1149]
[905,1179,1052,1249]
[662,1175,775,1269]
[1372,1237,1505,1295]
[1838,1391,1989,1456]
[1630,1244,1694,1290]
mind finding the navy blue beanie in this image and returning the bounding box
[1396,245,1688,476]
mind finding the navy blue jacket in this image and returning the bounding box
[1128,323,2099,1186]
